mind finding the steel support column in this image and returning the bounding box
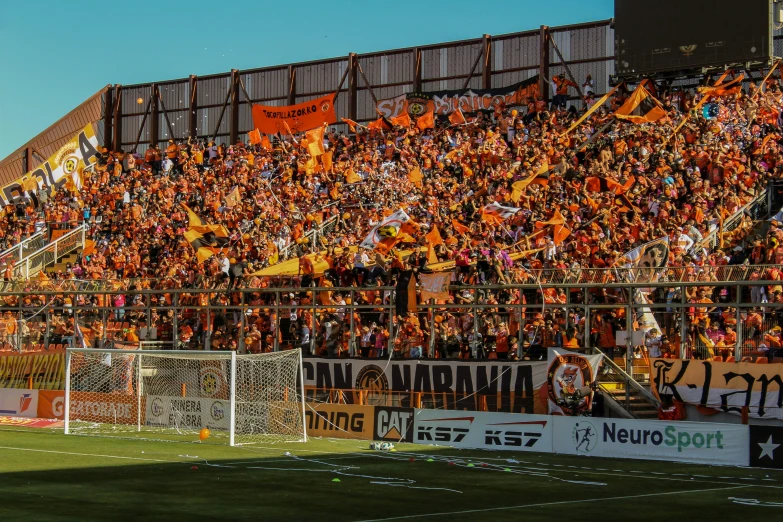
[539,25,550,103]
[103,88,113,151]
[150,84,159,147]
[189,75,198,139]
[348,53,358,121]
[230,69,240,145]
[482,34,492,89]
[112,85,122,152]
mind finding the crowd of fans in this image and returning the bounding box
[3,71,783,361]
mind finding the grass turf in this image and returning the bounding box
[0,427,781,521]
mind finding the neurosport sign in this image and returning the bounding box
[552,417,749,466]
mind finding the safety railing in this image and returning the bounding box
[700,190,769,251]
[0,230,46,267]
[278,214,340,260]
[14,224,87,279]
[594,351,660,417]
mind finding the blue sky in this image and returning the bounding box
[0,0,612,160]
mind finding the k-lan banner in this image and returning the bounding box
[1,124,99,207]
[651,358,783,419]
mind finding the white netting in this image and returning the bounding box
[65,349,304,445]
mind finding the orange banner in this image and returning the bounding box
[69,391,142,425]
[251,94,337,135]
[37,390,65,419]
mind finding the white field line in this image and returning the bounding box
[354,485,753,522]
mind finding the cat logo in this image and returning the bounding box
[321,101,331,113]
[374,407,413,443]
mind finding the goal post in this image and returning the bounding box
[63,348,306,445]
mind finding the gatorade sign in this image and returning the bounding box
[552,417,749,466]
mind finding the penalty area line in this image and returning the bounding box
[354,485,752,522]
[0,445,176,463]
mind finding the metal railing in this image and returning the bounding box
[594,351,660,416]
[279,214,340,260]
[0,230,46,267]
[700,190,769,252]
[14,224,87,279]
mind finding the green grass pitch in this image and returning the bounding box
[0,428,781,521]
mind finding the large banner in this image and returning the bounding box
[145,395,229,431]
[412,409,553,452]
[552,417,749,466]
[0,353,66,390]
[251,94,336,135]
[302,358,548,413]
[376,76,539,119]
[546,349,602,415]
[69,391,140,425]
[303,403,375,440]
[651,358,783,420]
[1,124,99,206]
[37,390,65,419]
[0,388,38,418]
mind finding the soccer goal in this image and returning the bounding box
[63,348,307,445]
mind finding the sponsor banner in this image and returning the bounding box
[145,395,229,431]
[1,124,99,207]
[251,93,337,135]
[374,406,414,442]
[546,349,602,415]
[552,417,749,466]
[37,390,65,419]
[69,392,141,425]
[651,359,783,420]
[302,359,548,413]
[0,389,38,418]
[302,403,375,440]
[376,76,539,119]
[413,409,553,452]
[0,416,62,428]
[749,425,783,469]
[0,353,66,390]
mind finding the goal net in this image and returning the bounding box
[64,349,306,445]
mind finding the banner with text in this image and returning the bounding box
[552,417,749,466]
[302,403,375,440]
[251,94,337,135]
[546,349,603,416]
[145,395,230,432]
[651,359,783,420]
[412,409,553,452]
[69,392,141,426]
[1,124,99,206]
[302,358,548,413]
[37,390,65,419]
[0,353,66,390]
[376,76,539,119]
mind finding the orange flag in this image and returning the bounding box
[425,225,444,247]
[416,109,435,130]
[341,118,358,133]
[535,209,565,229]
[449,108,467,126]
[390,105,412,127]
[321,150,333,173]
[248,129,262,145]
[553,224,571,246]
[260,135,272,151]
[305,126,326,157]
[367,117,390,131]
[408,166,423,187]
[251,93,336,134]
[345,168,361,184]
[452,219,470,235]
